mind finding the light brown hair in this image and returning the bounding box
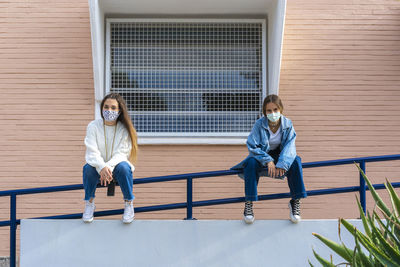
[262,94,284,116]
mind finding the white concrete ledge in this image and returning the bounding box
[21,219,363,267]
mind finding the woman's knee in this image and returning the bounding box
[288,156,302,174]
[114,162,131,175]
[83,164,97,176]
[292,156,302,166]
[244,157,259,169]
[83,164,99,184]
[243,158,261,182]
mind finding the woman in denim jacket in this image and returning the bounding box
[232,95,307,224]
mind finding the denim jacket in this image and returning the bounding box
[231,115,297,178]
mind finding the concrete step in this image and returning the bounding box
[20,219,363,267]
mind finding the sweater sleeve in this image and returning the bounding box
[106,127,132,172]
[84,122,107,174]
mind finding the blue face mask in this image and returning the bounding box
[267,112,281,123]
[103,110,120,122]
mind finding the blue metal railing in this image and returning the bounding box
[1,154,400,267]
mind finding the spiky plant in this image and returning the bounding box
[310,165,400,267]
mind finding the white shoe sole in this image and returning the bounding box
[122,216,135,224]
[288,202,301,223]
[243,216,255,224]
[289,216,301,223]
[83,217,93,223]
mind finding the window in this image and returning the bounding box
[106,19,266,140]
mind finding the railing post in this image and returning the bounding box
[359,161,366,214]
[10,193,16,267]
[185,178,194,220]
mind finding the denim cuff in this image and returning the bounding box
[245,195,258,201]
[291,192,307,200]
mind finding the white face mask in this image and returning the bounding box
[266,111,281,123]
[103,110,120,122]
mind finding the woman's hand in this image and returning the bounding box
[276,168,285,178]
[100,166,113,186]
[267,162,286,178]
[267,161,276,177]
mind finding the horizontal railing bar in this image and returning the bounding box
[191,187,361,207]
[302,154,400,168]
[2,181,399,227]
[0,221,11,227]
[0,171,242,196]
[1,155,399,196]
[0,184,84,197]
[133,170,240,184]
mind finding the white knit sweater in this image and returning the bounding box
[84,119,134,174]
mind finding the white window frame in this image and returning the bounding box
[105,18,267,144]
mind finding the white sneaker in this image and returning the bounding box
[122,201,135,224]
[82,201,95,223]
[243,201,255,224]
[289,199,301,223]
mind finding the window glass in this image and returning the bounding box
[110,22,264,134]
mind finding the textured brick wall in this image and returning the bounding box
[279,0,400,220]
[0,0,94,257]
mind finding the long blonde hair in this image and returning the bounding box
[100,93,138,163]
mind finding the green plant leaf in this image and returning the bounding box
[356,195,371,238]
[386,179,400,219]
[311,249,336,267]
[312,165,400,266]
[370,218,400,263]
[339,218,397,266]
[367,210,382,245]
[312,232,354,263]
[354,233,375,267]
[336,219,356,262]
[381,211,400,242]
[362,239,400,267]
[356,164,392,217]
[352,242,362,267]
[340,219,372,246]
[347,222,400,267]
[374,210,400,251]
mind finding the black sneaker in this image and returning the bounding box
[289,199,301,223]
[243,200,255,224]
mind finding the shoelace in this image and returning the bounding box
[291,199,300,216]
[244,201,253,216]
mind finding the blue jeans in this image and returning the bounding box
[83,162,135,201]
[243,149,307,201]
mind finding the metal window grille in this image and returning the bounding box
[108,21,264,135]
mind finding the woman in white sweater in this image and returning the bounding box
[82,93,138,223]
